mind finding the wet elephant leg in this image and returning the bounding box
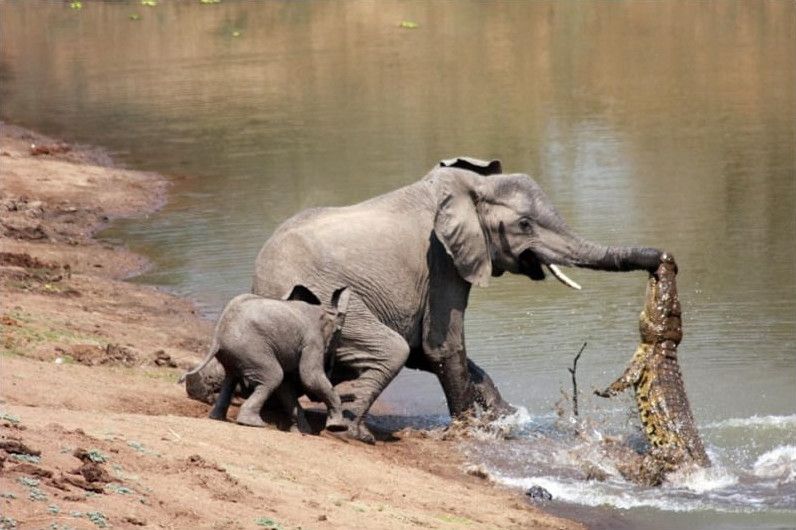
[433,353,477,417]
[414,354,512,418]
[467,358,514,415]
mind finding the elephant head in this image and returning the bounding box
[433,160,662,289]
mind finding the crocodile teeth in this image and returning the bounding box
[547,264,582,290]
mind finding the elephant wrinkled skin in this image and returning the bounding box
[248,158,662,443]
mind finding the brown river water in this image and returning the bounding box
[1,2,794,528]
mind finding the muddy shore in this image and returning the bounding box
[0,122,581,529]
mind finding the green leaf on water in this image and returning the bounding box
[200,0,221,3]
[69,1,83,10]
[129,13,141,21]
[399,20,419,29]
[232,30,242,37]
[141,0,157,6]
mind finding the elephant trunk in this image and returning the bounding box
[568,236,663,273]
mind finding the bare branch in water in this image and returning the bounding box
[568,342,587,418]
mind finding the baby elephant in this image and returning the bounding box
[180,285,350,432]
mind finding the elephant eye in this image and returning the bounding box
[518,218,532,232]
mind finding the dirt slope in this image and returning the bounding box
[0,123,580,529]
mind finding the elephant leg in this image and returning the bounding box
[298,344,347,433]
[335,299,411,444]
[237,357,284,428]
[274,382,311,434]
[467,358,514,415]
[209,372,237,421]
[434,353,477,417]
[432,357,512,418]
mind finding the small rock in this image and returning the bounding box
[525,485,553,502]
[123,516,147,526]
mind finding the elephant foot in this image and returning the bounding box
[328,418,375,444]
[325,414,348,433]
[295,412,313,434]
[346,423,375,444]
[236,410,267,428]
[208,411,227,422]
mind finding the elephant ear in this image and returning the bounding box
[434,178,492,287]
[330,286,351,331]
[439,157,502,176]
[330,286,351,317]
[283,284,322,306]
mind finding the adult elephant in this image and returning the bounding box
[252,158,662,443]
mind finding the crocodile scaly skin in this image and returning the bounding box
[596,254,710,484]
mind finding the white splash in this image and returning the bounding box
[752,445,796,483]
[493,473,727,512]
[667,463,738,493]
[704,414,796,430]
[467,406,537,440]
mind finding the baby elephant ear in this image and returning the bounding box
[439,157,502,176]
[330,286,351,316]
[284,284,322,305]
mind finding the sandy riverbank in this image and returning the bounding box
[0,123,581,530]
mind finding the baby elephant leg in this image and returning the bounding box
[299,344,346,432]
[275,381,312,434]
[208,373,237,421]
[237,357,284,428]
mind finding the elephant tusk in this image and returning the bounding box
[547,264,582,290]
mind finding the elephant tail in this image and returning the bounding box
[178,336,221,384]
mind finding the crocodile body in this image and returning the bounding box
[596,254,709,485]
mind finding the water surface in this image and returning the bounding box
[1,2,794,527]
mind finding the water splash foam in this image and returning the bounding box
[704,414,796,430]
[493,473,744,512]
[752,445,796,483]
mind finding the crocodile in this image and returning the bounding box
[595,253,710,485]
